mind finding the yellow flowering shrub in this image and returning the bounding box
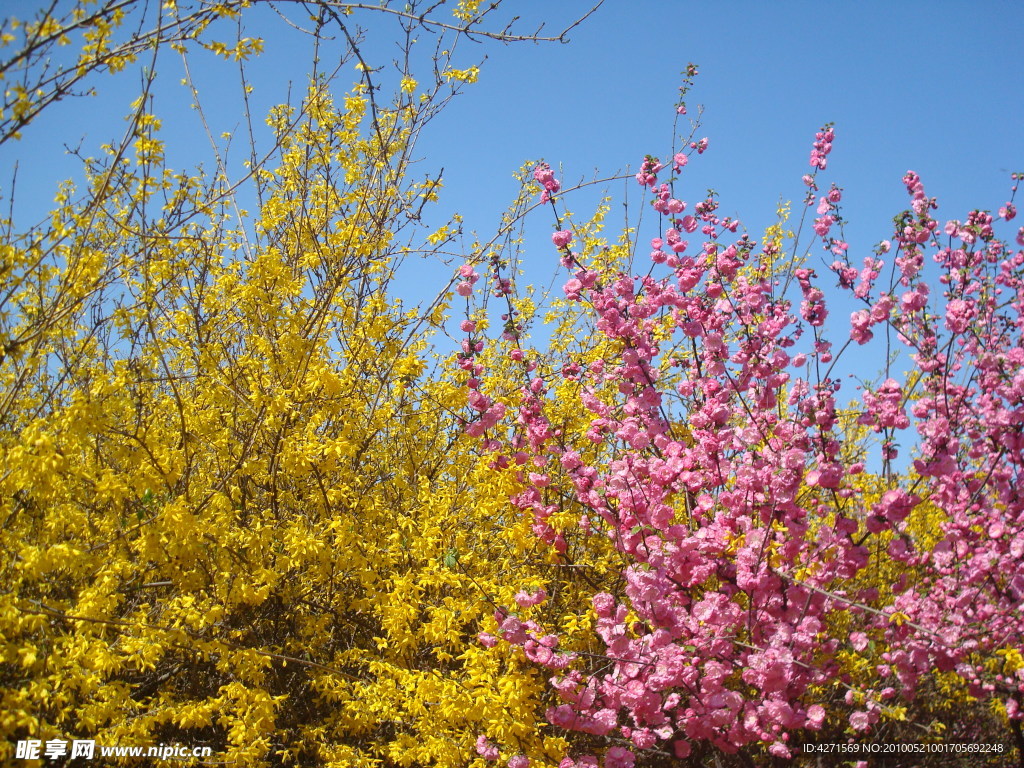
[0,3,615,766]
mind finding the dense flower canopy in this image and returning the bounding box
[1,3,1022,767]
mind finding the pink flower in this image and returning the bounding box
[1008,698,1020,719]
[665,228,688,253]
[849,711,870,731]
[900,287,927,313]
[592,593,616,617]
[498,615,528,644]
[673,741,692,758]
[476,735,500,761]
[635,156,662,187]
[874,488,917,522]
[806,704,826,728]
[809,124,834,169]
[850,309,873,344]
[508,757,529,768]
[813,214,834,237]
[945,298,973,334]
[515,588,548,607]
[630,729,655,750]
[768,742,791,759]
[533,163,561,203]
[563,278,584,301]
[604,746,635,768]
[549,704,577,729]
[805,463,842,489]
[457,281,473,297]
[552,230,574,248]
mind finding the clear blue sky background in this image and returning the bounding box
[419,0,1024,290]
[6,2,1023,276]
[3,1,1022,364]
[6,2,1023,240]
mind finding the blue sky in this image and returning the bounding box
[3,1,1022,351]
[7,2,1022,242]
[421,1,1023,267]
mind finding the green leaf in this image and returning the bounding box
[443,548,459,569]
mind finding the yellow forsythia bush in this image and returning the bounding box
[0,2,618,766]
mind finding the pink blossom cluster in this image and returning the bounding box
[857,378,909,433]
[811,183,848,256]
[635,156,663,189]
[847,291,892,344]
[534,162,561,204]
[458,105,1024,767]
[650,184,685,216]
[808,124,834,170]
[456,262,479,297]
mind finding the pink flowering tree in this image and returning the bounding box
[454,68,1024,766]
